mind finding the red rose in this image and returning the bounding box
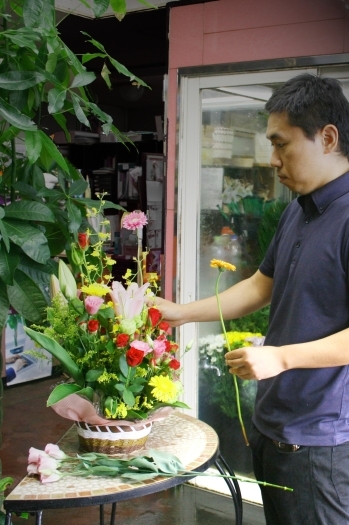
[116,333,130,347]
[87,319,99,333]
[169,359,180,370]
[158,320,170,332]
[126,348,144,367]
[170,343,179,353]
[148,307,162,327]
[78,232,89,250]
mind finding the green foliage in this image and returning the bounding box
[0,0,143,332]
[228,306,270,335]
[257,200,288,262]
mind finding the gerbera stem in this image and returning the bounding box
[215,271,249,446]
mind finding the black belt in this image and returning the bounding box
[272,440,301,452]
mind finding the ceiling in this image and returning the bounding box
[56,0,181,18]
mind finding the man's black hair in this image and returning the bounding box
[265,73,349,159]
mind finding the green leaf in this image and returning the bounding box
[68,179,88,197]
[147,449,185,474]
[110,0,126,20]
[24,327,84,386]
[119,354,128,378]
[66,200,82,233]
[0,284,10,334]
[128,457,158,472]
[0,126,20,146]
[114,383,125,392]
[0,247,19,285]
[108,56,148,87]
[93,0,110,17]
[71,93,90,128]
[5,201,52,224]
[25,130,42,164]
[81,53,105,65]
[0,477,13,491]
[39,130,69,172]
[128,384,144,393]
[123,389,135,406]
[0,71,45,90]
[136,0,157,8]
[52,113,70,142]
[46,383,82,406]
[70,72,96,89]
[7,270,48,323]
[85,369,103,382]
[47,88,67,114]
[23,0,45,27]
[0,96,36,130]
[2,219,50,263]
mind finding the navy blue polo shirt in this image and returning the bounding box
[255,171,349,446]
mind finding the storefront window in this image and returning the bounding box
[197,84,291,476]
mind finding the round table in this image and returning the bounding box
[5,412,242,525]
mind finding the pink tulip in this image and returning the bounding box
[153,339,167,359]
[28,447,47,464]
[40,470,63,484]
[130,340,152,354]
[84,296,104,315]
[44,443,68,459]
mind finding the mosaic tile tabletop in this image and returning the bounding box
[6,412,219,505]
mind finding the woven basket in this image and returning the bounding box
[75,420,153,454]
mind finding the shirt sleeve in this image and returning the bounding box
[259,235,275,278]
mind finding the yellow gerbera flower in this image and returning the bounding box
[149,375,179,403]
[210,259,236,272]
[80,283,109,297]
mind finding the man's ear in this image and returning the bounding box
[321,124,339,154]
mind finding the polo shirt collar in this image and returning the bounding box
[298,171,349,214]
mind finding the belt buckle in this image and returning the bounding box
[273,440,300,452]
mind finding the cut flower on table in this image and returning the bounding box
[24,205,191,423]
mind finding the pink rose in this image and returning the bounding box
[28,447,47,464]
[44,443,67,460]
[85,296,104,315]
[130,340,152,354]
[152,339,167,359]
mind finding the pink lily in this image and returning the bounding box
[110,281,149,319]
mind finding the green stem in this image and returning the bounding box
[215,271,249,446]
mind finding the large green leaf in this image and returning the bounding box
[0,247,19,285]
[67,200,82,233]
[0,71,45,90]
[7,270,48,323]
[110,0,126,18]
[24,130,42,164]
[23,0,45,28]
[4,201,55,223]
[0,96,36,130]
[24,327,84,386]
[47,88,67,114]
[52,113,70,142]
[43,223,69,256]
[70,72,96,89]
[47,385,94,406]
[38,130,69,172]
[18,255,57,286]
[1,219,50,263]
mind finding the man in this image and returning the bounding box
[155,74,349,524]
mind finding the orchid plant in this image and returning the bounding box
[24,207,190,422]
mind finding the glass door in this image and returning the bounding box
[177,69,316,500]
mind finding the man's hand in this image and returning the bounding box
[225,346,286,380]
[147,297,186,327]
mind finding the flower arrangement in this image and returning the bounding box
[24,204,190,423]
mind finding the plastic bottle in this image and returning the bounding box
[227,234,242,263]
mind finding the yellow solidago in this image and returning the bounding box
[149,375,179,403]
[210,259,236,272]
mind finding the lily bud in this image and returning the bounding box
[49,274,67,305]
[58,259,77,300]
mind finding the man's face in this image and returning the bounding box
[266,112,325,195]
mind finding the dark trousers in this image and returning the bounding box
[249,425,349,525]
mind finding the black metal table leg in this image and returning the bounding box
[5,511,11,525]
[214,454,243,525]
[100,502,117,525]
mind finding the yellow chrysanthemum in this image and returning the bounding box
[210,259,236,272]
[149,375,179,403]
[80,283,109,297]
[225,331,262,347]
